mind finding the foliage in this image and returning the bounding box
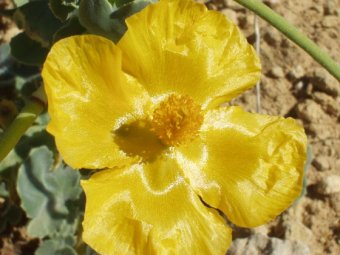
[10,32,50,66]
[0,119,55,236]
[3,0,155,66]
[17,146,83,253]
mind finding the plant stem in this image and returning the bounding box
[233,0,340,82]
[0,99,44,162]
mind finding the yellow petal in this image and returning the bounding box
[42,35,151,169]
[118,0,261,109]
[176,106,307,227]
[81,156,231,254]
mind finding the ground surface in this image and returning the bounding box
[1,0,340,254]
[215,0,339,254]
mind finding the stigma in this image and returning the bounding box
[151,94,203,146]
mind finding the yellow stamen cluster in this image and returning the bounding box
[151,94,203,146]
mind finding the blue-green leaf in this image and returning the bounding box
[10,32,49,66]
[53,16,86,43]
[49,0,76,21]
[35,239,77,255]
[17,146,83,238]
[13,1,63,47]
[78,0,124,42]
[115,0,134,7]
[110,0,150,19]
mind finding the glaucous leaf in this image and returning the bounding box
[78,0,125,41]
[110,0,150,19]
[17,146,83,238]
[49,0,76,21]
[53,16,86,43]
[13,1,63,47]
[10,32,49,66]
[35,239,77,255]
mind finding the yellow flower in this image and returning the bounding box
[42,0,307,254]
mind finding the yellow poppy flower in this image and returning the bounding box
[42,0,307,254]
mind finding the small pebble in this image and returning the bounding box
[295,81,304,90]
[221,9,238,25]
[316,175,340,195]
[311,68,340,97]
[263,29,282,46]
[322,16,338,27]
[329,193,340,213]
[228,233,311,255]
[313,92,340,116]
[313,156,331,171]
[224,0,244,11]
[296,99,327,123]
[288,65,305,80]
[269,66,285,78]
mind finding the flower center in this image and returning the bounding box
[113,94,203,161]
[151,94,203,146]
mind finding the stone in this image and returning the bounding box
[321,16,338,27]
[222,9,238,25]
[283,219,314,244]
[264,0,281,6]
[295,81,304,90]
[311,68,340,97]
[336,158,340,171]
[324,0,339,15]
[263,29,282,46]
[227,234,269,255]
[312,156,331,171]
[313,92,340,116]
[270,238,310,255]
[269,66,285,78]
[310,5,324,14]
[329,193,340,213]
[288,65,305,80]
[227,233,311,255]
[316,175,340,195]
[296,99,328,123]
[309,123,337,140]
[224,0,244,11]
[252,225,269,235]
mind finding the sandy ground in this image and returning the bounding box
[216,0,339,254]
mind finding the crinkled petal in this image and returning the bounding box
[42,35,151,169]
[118,0,260,108]
[81,156,231,255]
[176,106,307,227]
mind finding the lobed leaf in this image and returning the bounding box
[110,0,150,19]
[35,239,77,255]
[53,16,86,43]
[10,32,49,66]
[13,0,63,47]
[78,0,126,42]
[17,146,83,238]
[115,0,134,7]
[49,0,76,21]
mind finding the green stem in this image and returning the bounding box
[234,0,340,82]
[0,99,44,162]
